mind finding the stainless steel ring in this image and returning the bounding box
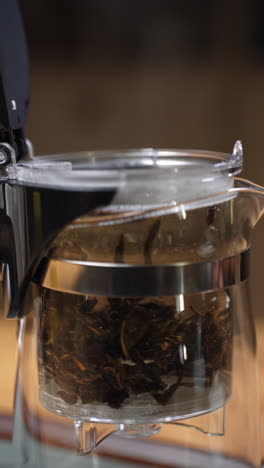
[38,249,250,297]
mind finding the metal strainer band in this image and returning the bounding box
[39,249,250,297]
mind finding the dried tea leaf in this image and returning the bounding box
[144,219,161,264]
[80,298,98,314]
[152,378,182,405]
[40,287,233,411]
[114,234,125,263]
[57,390,78,405]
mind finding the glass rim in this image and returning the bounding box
[7,146,243,189]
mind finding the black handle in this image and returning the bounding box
[0,0,29,160]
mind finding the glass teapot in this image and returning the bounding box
[0,2,263,467]
[0,142,263,468]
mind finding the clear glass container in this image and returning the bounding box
[4,146,263,467]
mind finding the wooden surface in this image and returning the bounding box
[258,320,264,458]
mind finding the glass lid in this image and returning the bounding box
[6,143,243,208]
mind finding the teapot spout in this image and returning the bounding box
[232,178,264,227]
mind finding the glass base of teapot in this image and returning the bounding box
[73,420,162,455]
[116,423,161,438]
[73,407,226,455]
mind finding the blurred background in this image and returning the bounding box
[18,0,264,166]
[2,0,264,466]
[18,0,264,162]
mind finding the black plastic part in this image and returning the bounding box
[0,0,29,160]
[5,184,116,318]
[0,212,18,308]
